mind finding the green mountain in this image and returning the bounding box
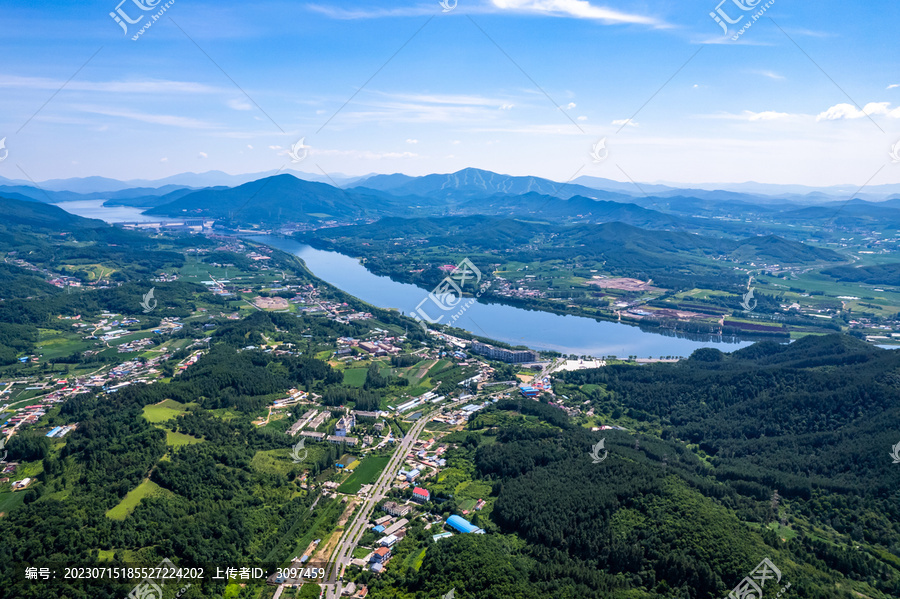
[354,167,632,201]
[145,174,399,223]
[0,195,107,231]
[367,335,900,599]
[300,215,843,294]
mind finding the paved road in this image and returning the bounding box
[323,414,433,599]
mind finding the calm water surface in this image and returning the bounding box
[55,201,756,358]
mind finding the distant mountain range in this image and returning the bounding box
[6,166,900,235]
[0,169,364,195]
[354,167,631,202]
[6,167,900,201]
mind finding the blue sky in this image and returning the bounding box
[1,0,899,187]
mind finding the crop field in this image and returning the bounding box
[336,455,390,494]
[342,368,367,387]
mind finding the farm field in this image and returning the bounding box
[342,368,367,387]
[0,491,26,516]
[336,455,390,494]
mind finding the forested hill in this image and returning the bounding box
[301,215,842,265]
[369,335,900,599]
[561,334,900,496]
[0,196,107,231]
[299,215,843,293]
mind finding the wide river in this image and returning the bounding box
[58,201,754,358]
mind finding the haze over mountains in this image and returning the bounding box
[5,167,900,203]
[7,167,900,241]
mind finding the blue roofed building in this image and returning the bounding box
[519,386,539,398]
[446,514,485,534]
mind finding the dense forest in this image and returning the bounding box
[0,308,382,598]
[366,336,900,599]
[298,215,842,294]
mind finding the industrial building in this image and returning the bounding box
[446,515,485,534]
[383,501,411,517]
[335,413,355,436]
[471,341,538,363]
[519,386,540,398]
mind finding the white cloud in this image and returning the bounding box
[744,110,791,121]
[612,118,638,127]
[306,4,437,19]
[500,103,515,110]
[315,149,418,160]
[370,91,509,107]
[269,145,283,150]
[451,140,461,145]
[888,84,900,90]
[198,152,208,158]
[228,98,253,110]
[73,105,218,129]
[406,139,419,144]
[490,0,662,26]
[577,116,588,121]
[160,157,168,162]
[247,144,254,149]
[702,110,797,121]
[754,70,785,80]
[0,75,222,94]
[816,102,900,121]
[565,102,577,109]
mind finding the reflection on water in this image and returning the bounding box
[251,235,756,358]
[47,199,762,358]
[53,200,158,223]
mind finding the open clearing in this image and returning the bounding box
[342,368,368,387]
[336,455,390,494]
[165,431,203,446]
[142,399,190,423]
[106,479,171,520]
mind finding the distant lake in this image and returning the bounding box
[252,235,755,359]
[54,201,756,358]
[54,200,157,223]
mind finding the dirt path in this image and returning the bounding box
[312,499,359,563]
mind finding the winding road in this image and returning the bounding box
[323,413,432,598]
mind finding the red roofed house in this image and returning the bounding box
[371,547,391,563]
[412,487,431,503]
